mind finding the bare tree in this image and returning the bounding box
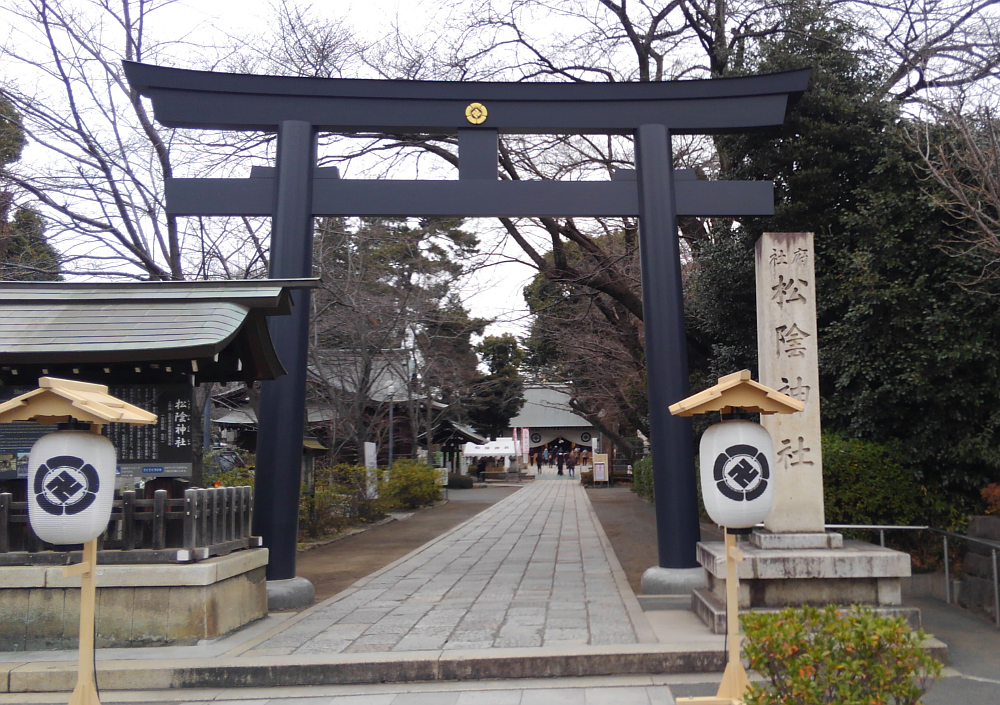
[0,0,364,281]
[0,0,189,279]
[909,101,1000,284]
[228,0,357,79]
[355,0,1000,285]
[522,231,648,460]
[336,0,999,455]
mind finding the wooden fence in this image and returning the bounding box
[0,486,259,565]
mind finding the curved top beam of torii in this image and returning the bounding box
[123,61,810,135]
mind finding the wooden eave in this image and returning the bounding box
[0,377,157,426]
[669,370,804,417]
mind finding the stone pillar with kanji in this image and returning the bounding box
[688,232,918,634]
[755,232,825,534]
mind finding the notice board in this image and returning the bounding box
[0,384,194,480]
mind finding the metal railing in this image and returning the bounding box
[827,523,1000,628]
[0,486,259,564]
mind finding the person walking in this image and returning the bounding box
[566,452,576,478]
[536,452,543,473]
[542,448,549,467]
[556,451,564,475]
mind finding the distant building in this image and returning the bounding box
[507,386,595,455]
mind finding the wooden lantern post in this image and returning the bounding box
[669,370,803,705]
[64,536,101,705]
[0,378,156,705]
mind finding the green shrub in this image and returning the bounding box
[822,433,925,526]
[742,605,941,705]
[299,484,349,539]
[298,463,384,540]
[632,456,653,501]
[580,470,593,486]
[384,459,441,509]
[208,465,255,487]
[447,473,474,489]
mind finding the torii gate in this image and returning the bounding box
[125,62,809,592]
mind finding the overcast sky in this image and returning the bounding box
[152,0,537,339]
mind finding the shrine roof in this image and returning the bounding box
[508,386,593,429]
[0,279,317,384]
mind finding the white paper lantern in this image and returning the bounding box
[700,419,774,529]
[28,430,117,544]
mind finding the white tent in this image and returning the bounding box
[463,439,517,456]
[462,439,517,471]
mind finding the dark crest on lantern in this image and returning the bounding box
[713,444,769,502]
[33,455,100,516]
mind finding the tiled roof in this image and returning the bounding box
[0,279,316,383]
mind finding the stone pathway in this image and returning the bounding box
[243,475,645,656]
[134,681,679,704]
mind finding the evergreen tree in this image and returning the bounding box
[690,9,1000,504]
[309,216,485,460]
[466,334,525,439]
[0,95,60,281]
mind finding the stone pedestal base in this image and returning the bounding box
[0,549,268,650]
[750,529,843,550]
[692,533,915,634]
[692,587,921,634]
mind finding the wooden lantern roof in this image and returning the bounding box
[669,370,804,417]
[0,377,157,426]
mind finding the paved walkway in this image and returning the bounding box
[239,476,650,657]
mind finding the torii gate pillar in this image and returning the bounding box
[635,125,701,580]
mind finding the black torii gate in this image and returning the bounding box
[125,62,809,586]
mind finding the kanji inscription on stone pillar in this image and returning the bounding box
[755,232,825,533]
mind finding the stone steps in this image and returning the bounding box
[1,644,728,693]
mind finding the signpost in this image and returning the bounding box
[0,385,193,482]
[364,442,377,499]
[593,453,609,485]
[755,232,825,533]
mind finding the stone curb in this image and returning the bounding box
[3,645,727,693]
[296,516,394,553]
